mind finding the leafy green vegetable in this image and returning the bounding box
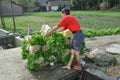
[21,32,86,70]
[84,28,120,38]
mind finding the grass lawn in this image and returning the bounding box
[0,11,120,35]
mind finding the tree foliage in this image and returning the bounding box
[15,0,35,7]
[71,0,120,10]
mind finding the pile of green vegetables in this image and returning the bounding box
[21,32,85,70]
[84,28,120,37]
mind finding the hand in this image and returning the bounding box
[46,32,50,36]
[46,25,59,36]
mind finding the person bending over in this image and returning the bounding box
[46,8,85,70]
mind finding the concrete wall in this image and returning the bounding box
[0,29,22,47]
[0,29,9,37]
[14,36,23,47]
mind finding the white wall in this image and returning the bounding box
[51,6,58,11]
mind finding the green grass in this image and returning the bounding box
[71,11,120,17]
[25,11,120,17]
[0,11,120,37]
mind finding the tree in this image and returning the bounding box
[71,0,98,10]
[8,0,16,32]
[15,0,35,7]
[11,1,16,32]
[15,0,35,12]
[71,0,105,10]
[100,0,120,10]
[71,0,85,10]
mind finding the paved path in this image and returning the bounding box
[0,34,120,80]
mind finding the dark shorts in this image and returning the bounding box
[70,30,85,52]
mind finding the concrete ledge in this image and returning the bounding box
[14,36,23,47]
[0,29,10,37]
[0,29,23,47]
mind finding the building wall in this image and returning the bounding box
[51,6,58,11]
[49,1,71,11]
[1,1,23,16]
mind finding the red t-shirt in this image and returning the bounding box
[57,15,81,32]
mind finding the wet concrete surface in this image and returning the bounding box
[0,34,120,80]
[86,68,116,80]
[0,48,80,80]
[0,48,37,80]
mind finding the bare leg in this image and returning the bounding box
[73,50,81,70]
[62,49,75,69]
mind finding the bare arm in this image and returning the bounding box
[57,27,64,32]
[46,25,59,36]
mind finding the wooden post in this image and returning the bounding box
[27,25,30,43]
[11,1,16,32]
[0,1,6,29]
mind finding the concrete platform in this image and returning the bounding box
[0,48,37,80]
[0,34,120,80]
[0,48,80,80]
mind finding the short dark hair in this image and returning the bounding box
[61,8,70,15]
